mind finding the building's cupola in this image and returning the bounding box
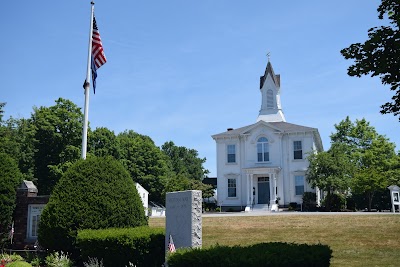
[257,60,286,122]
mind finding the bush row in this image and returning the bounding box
[77,226,164,267]
[167,242,332,267]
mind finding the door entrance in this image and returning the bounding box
[257,177,270,204]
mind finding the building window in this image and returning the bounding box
[267,89,274,108]
[257,137,269,162]
[27,205,45,239]
[227,144,236,163]
[228,178,237,197]
[295,175,304,196]
[294,141,302,160]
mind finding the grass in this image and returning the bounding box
[149,214,400,267]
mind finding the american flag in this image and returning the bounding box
[91,15,106,94]
[168,234,176,253]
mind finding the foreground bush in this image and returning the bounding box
[45,251,73,267]
[6,261,33,267]
[38,156,147,256]
[77,226,164,267]
[167,242,332,267]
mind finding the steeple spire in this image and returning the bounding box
[257,60,286,122]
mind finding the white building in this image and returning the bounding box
[212,61,323,211]
[135,183,149,216]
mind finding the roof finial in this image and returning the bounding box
[266,52,271,62]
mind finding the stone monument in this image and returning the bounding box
[165,190,202,252]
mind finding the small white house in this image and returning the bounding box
[135,183,149,216]
[149,201,166,217]
[212,60,323,211]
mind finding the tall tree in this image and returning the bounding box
[341,0,400,119]
[309,116,398,211]
[88,127,120,159]
[351,135,397,210]
[31,98,83,195]
[117,130,169,204]
[163,173,214,200]
[0,103,35,181]
[161,141,209,180]
[306,143,354,211]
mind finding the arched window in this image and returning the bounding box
[266,89,274,108]
[257,137,269,162]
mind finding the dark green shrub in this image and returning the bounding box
[288,202,298,211]
[348,189,391,211]
[302,192,317,211]
[0,153,23,245]
[322,193,345,211]
[77,226,164,267]
[167,242,332,267]
[38,156,147,257]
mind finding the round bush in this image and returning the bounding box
[38,156,147,254]
[0,153,23,245]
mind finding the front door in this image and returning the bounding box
[257,177,270,204]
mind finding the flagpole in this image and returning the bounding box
[81,1,95,159]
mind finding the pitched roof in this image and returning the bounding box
[260,61,280,89]
[18,180,38,193]
[269,121,318,133]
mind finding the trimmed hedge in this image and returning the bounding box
[77,226,164,267]
[38,156,147,257]
[167,242,332,267]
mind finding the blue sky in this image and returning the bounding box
[1,0,399,177]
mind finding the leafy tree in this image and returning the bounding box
[0,153,23,246]
[161,141,209,180]
[331,117,397,210]
[163,173,214,199]
[31,98,83,194]
[306,144,354,211]
[352,135,398,210]
[341,0,400,119]
[38,156,147,257]
[117,130,169,204]
[0,116,21,163]
[309,117,398,211]
[330,117,377,151]
[0,104,35,181]
[88,127,120,159]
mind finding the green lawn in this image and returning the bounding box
[149,214,400,267]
